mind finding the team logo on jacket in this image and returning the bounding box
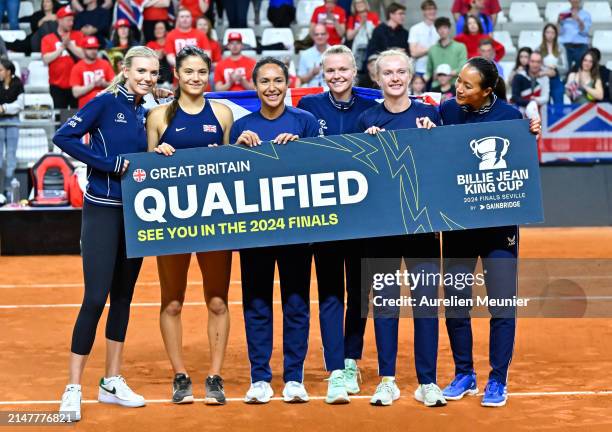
[203,124,217,133]
[115,112,127,124]
[133,169,146,183]
[470,136,510,170]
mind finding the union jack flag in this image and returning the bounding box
[203,124,218,133]
[540,103,612,163]
[114,0,175,28]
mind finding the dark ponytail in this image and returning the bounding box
[165,45,211,125]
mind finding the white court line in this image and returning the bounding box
[0,281,251,289]
[2,391,612,405]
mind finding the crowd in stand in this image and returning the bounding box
[0,0,610,203]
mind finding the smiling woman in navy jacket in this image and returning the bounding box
[53,46,160,422]
[437,57,541,408]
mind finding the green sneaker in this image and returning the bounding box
[343,359,361,395]
[325,370,350,404]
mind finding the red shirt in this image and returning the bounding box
[454,33,505,61]
[41,31,85,88]
[146,40,165,53]
[347,11,380,30]
[451,0,501,16]
[69,58,115,108]
[214,55,256,91]
[143,6,169,21]
[165,28,211,57]
[180,0,208,22]
[311,5,346,45]
[209,39,222,63]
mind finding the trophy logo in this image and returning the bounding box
[469,136,510,170]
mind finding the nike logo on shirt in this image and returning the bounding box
[175,127,186,132]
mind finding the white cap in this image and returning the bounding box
[435,63,452,76]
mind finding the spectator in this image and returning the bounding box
[565,51,604,103]
[214,32,256,91]
[143,0,171,42]
[369,0,404,17]
[195,16,221,64]
[452,0,500,25]
[74,0,112,45]
[540,23,567,106]
[41,5,84,108]
[346,0,380,69]
[0,0,19,30]
[30,0,57,35]
[512,51,550,109]
[298,24,330,88]
[224,0,249,28]
[108,19,139,52]
[366,2,408,60]
[410,74,426,96]
[409,0,439,76]
[558,0,591,71]
[507,46,531,86]
[165,8,211,68]
[430,63,455,102]
[0,57,24,204]
[455,0,494,35]
[282,55,301,88]
[426,17,467,86]
[478,38,503,78]
[454,14,504,60]
[146,21,173,84]
[268,0,295,27]
[70,0,112,12]
[180,0,209,26]
[310,0,346,46]
[586,48,610,102]
[69,36,114,108]
[357,53,380,88]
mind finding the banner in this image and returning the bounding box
[540,103,612,163]
[121,119,543,258]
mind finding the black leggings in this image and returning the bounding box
[70,201,143,355]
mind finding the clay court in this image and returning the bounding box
[1,227,612,431]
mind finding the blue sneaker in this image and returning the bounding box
[442,373,478,401]
[481,379,508,407]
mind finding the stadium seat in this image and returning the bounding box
[0,30,26,42]
[222,28,257,50]
[20,93,54,122]
[592,30,612,53]
[261,28,294,51]
[607,60,612,71]
[509,2,543,23]
[24,60,49,93]
[584,2,612,23]
[499,61,514,82]
[12,60,20,80]
[518,30,542,50]
[493,31,517,56]
[18,1,34,18]
[296,0,323,26]
[16,128,49,167]
[496,10,508,24]
[545,2,570,22]
[297,27,310,40]
[248,0,271,27]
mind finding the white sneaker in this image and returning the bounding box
[282,381,309,403]
[244,381,274,404]
[370,377,400,406]
[98,375,146,408]
[59,384,81,422]
[414,383,447,407]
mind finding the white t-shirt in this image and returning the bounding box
[408,21,440,74]
[298,45,328,89]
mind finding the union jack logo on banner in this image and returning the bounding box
[540,103,612,163]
